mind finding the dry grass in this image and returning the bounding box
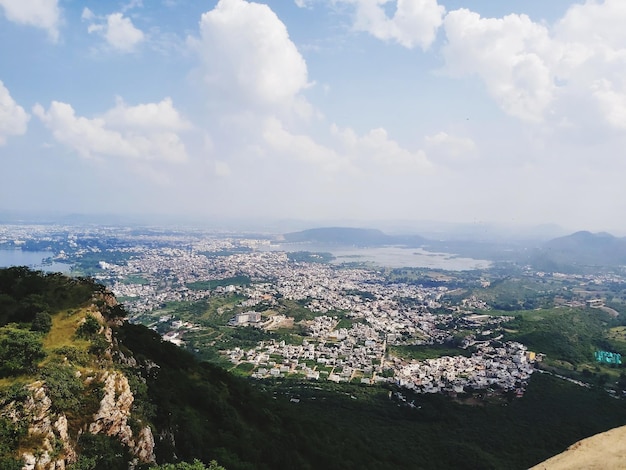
[43,308,92,353]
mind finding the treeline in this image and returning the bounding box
[0,266,100,326]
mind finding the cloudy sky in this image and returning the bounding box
[1,0,626,232]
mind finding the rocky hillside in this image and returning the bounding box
[0,267,155,469]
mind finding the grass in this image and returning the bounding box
[42,308,92,352]
[608,326,626,341]
[389,344,472,361]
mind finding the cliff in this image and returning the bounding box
[0,268,155,469]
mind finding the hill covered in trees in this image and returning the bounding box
[2,268,626,469]
[282,227,426,247]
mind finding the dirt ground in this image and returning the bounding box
[530,425,626,469]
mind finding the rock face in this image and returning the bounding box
[530,425,626,469]
[1,370,155,470]
[15,383,75,470]
[88,371,156,465]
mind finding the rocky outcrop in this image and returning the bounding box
[0,382,76,470]
[1,369,155,470]
[88,371,156,465]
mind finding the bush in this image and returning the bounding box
[52,346,89,366]
[31,311,52,333]
[71,433,130,470]
[39,363,84,412]
[76,315,100,338]
[150,459,226,470]
[0,327,46,377]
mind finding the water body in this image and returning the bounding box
[0,250,72,273]
[272,244,491,271]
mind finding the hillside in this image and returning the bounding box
[282,227,426,247]
[2,268,626,469]
[531,231,626,271]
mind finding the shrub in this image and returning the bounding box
[39,363,84,412]
[76,315,100,338]
[0,327,46,377]
[31,311,52,333]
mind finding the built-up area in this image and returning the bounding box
[1,225,540,396]
[77,235,536,396]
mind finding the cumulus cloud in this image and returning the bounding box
[332,124,431,172]
[103,97,190,131]
[338,0,445,50]
[33,98,188,163]
[86,12,144,52]
[0,80,29,145]
[0,0,60,41]
[442,9,555,123]
[190,0,309,110]
[441,1,626,132]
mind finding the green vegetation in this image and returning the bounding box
[0,327,46,377]
[469,276,557,311]
[389,344,472,361]
[150,461,226,470]
[69,433,131,470]
[3,268,626,470]
[503,307,615,366]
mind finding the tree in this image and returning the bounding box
[31,311,52,333]
[0,327,46,377]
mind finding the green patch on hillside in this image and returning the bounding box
[503,307,617,366]
[389,344,472,361]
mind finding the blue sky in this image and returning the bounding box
[1,0,626,233]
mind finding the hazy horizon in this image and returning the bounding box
[2,1,626,233]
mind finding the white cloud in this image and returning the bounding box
[81,7,94,21]
[262,117,349,173]
[294,0,314,7]
[441,1,626,133]
[442,9,555,123]
[103,97,190,131]
[332,124,431,172]
[591,79,626,130]
[104,13,144,51]
[0,80,29,145]
[86,12,144,52]
[191,0,309,110]
[424,131,476,160]
[33,99,188,163]
[0,0,60,41]
[338,0,445,50]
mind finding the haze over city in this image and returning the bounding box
[1,0,625,233]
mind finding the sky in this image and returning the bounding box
[1,0,626,233]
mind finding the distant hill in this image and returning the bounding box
[282,227,426,247]
[530,231,626,271]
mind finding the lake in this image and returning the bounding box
[271,244,491,271]
[0,250,72,273]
